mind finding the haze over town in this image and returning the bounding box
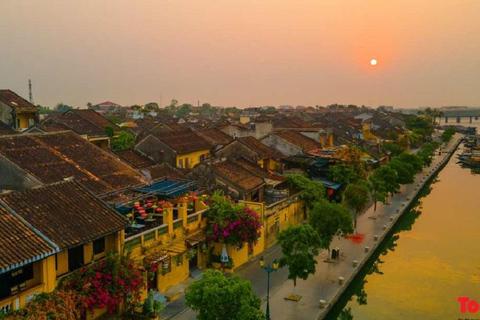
[2,0,480,109]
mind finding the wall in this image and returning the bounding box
[0,155,42,190]
[215,140,258,162]
[0,102,13,126]
[135,135,175,165]
[176,149,210,169]
[15,113,36,130]
[261,134,302,156]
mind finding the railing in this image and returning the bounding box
[124,224,169,251]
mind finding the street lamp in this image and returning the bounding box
[259,256,279,320]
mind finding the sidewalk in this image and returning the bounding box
[163,136,461,320]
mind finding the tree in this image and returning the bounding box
[374,166,400,198]
[201,103,213,115]
[382,142,404,158]
[330,163,362,186]
[330,145,367,185]
[104,126,115,137]
[176,103,192,118]
[367,173,387,212]
[397,153,423,173]
[105,115,121,124]
[145,102,159,110]
[185,269,265,320]
[55,103,73,112]
[112,131,136,151]
[277,224,322,295]
[166,99,178,115]
[342,182,369,233]
[309,200,353,255]
[286,174,325,209]
[441,127,456,143]
[386,159,416,185]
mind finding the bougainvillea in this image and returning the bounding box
[58,252,144,315]
[204,191,262,246]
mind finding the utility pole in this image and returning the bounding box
[28,79,34,104]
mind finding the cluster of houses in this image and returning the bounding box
[0,90,411,317]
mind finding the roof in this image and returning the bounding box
[94,101,121,107]
[273,131,321,152]
[0,121,15,135]
[237,136,279,158]
[113,149,156,168]
[135,179,196,198]
[44,109,120,136]
[0,90,38,113]
[196,128,233,147]
[213,159,264,191]
[235,158,285,182]
[0,204,56,273]
[145,163,187,181]
[156,130,211,154]
[1,180,129,249]
[0,131,145,195]
[272,116,311,129]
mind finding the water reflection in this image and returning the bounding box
[326,183,434,320]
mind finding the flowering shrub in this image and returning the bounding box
[58,252,144,315]
[204,191,262,246]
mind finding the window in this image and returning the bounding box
[16,118,20,129]
[185,158,189,169]
[178,159,183,169]
[93,238,106,255]
[199,154,205,162]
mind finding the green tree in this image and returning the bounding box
[201,103,213,115]
[330,163,361,186]
[309,200,353,254]
[145,102,159,110]
[386,159,416,185]
[367,173,387,212]
[441,127,456,143]
[104,126,115,137]
[37,104,52,114]
[374,166,400,198]
[166,99,178,115]
[342,182,369,233]
[397,153,423,173]
[177,103,192,118]
[278,224,322,295]
[112,131,136,151]
[55,103,73,112]
[286,174,325,209]
[382,142,404,158]
[105,115,121,124]
[185,269,265,320]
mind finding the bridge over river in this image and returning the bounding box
[438,108,480,123]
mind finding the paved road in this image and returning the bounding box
[165,135,461,320]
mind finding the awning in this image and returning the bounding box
[145,250,170,263]
[312,177,342,190]
[186,231,206,247]
[135,180,196,198]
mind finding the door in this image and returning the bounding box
[188,245,198,271]
[68,245,84,272]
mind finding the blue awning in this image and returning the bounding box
[134,180,196,198]
[312,177,342,190]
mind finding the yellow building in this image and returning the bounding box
[0,180,128,317]
[0,89,39,131]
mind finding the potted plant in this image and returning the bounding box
[142,290,163,320]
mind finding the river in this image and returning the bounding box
[327,145,480,320]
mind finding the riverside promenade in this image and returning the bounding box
[163,135,462,320]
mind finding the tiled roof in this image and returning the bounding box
[196,128,233,147]
[237,136,278,158]
[213,159,264,191]
[39,109,120,136]
[235,158,285,182]
[156,130,211,154]
[0,131,145,195]
[1,180,129,249]
[0,121,15,135]
[113,149,156,168]
[145,163,187,181]
[274,131,321,152]
[0,204,56,271]
[0,90,38,112]
[272,116,310,129]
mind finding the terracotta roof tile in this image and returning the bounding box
[196,128,233,147]
[0,131,145,195]
[0,90,38,112]
[274,131,321,153]
[237,136,278,158]
[235,158,285,182]
[1,180,129,249]
[113,149,156,168]
[145,163,187,181]
[155,130,211,154]
[0,204,56,271]
[213,160,264,191]
[0,121,15,135]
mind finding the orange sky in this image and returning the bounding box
[1,0,479,109]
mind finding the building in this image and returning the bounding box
[260,131,322,156]
[0,180,128,315]
[0,90,39,131]
[135,130,211,169]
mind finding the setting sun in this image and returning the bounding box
[370,59,378,66]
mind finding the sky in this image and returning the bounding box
[1,0,480,109]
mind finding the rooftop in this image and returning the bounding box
[196,128,233,147]
[156,130,211,154]
[113,149,156,169]
[237,136,280,158]
[213,159,264,191]
[273,131,321,153]
[0,131,145,195]
[1,180,129,249]
[0,90,38,113]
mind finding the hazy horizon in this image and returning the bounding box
[2,0,480,109]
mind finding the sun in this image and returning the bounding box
[370,59,378,66]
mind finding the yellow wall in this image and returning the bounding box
[362,124,380,141]
[15,113,36,130]
[157,255,189,293]
[176,149,210,169]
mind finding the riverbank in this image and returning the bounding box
[164,135,462,320]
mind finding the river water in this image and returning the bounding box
[327,145,480,320]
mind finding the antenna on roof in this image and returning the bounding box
[28,79,34,104]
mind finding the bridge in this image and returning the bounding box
[438,108,480,123]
